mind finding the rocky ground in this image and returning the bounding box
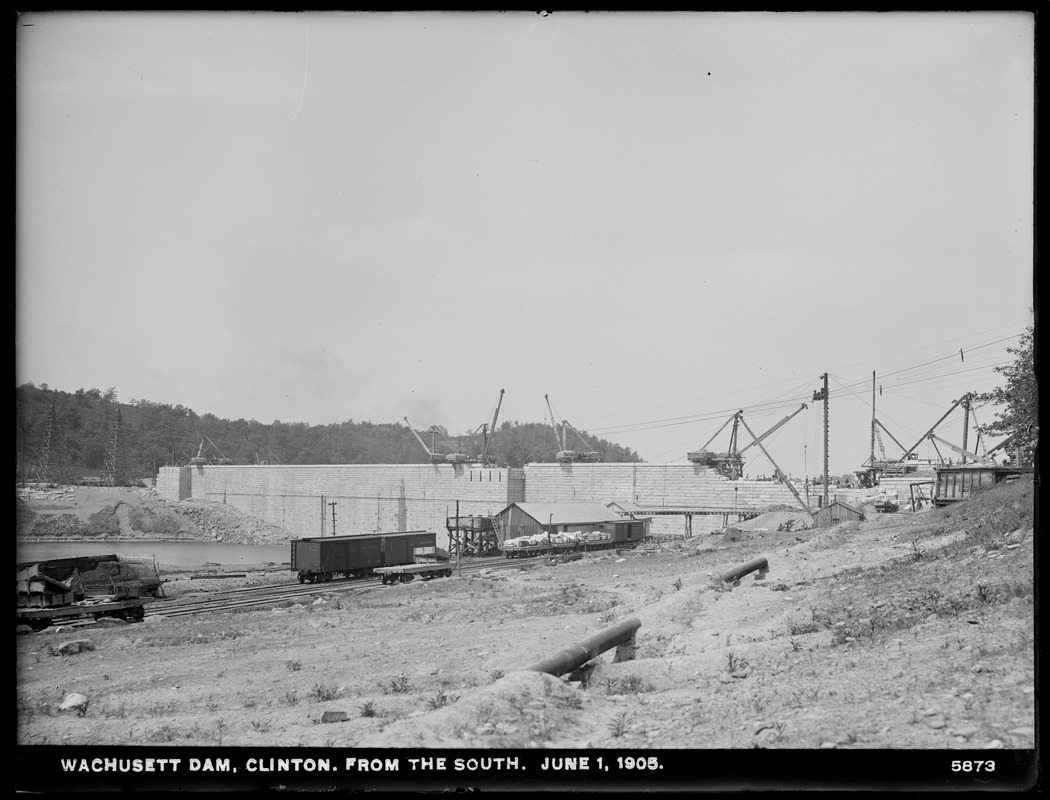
[17,484,293,546]
[15,478,1037,790]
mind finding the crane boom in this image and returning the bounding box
[404,417,444,463]
[563,420,602,462]
[928,433,989,465]
[738,404,807,456]
[737,414,810,514]
[898,396,966,461]
[481,389,504,464]
[545,394,577,461]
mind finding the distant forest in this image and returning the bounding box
[16,383,642,484]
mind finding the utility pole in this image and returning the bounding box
[823,373,829,509]
[870,371,876,468]
[961,394,971,464]
[812,374,829,508]
[329,501,337,537]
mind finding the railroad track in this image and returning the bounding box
[147,557,516,620]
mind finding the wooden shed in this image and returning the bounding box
[933,465,1034,507]
[493,501,650,544]
[812,500,865,529]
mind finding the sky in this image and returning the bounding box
[16,11,1035,480]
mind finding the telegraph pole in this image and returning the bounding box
[812,374,829,508]
[823,374,829,508]
[961,394,971,464]
[329,501,337,536]
[870,372,876,468]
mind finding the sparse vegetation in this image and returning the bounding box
[311,683,338,702]
[425,690,459,711]
[608,711,630,738]
[15,475,1034,764]
[388,673,411,694]
[604,674,654,695]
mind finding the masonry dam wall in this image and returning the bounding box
[157,464,525,541]
[156,462,804,541]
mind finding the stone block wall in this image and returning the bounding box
[156,464,525,540]
[155,462,824,542]
[155,466,192,500]
[523,463,806,538]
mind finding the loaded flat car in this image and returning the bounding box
[291,531,437,583]
[16,561,153,631]
[502,523,644,558]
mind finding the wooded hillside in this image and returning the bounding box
[16,384,642,483]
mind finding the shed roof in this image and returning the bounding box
[500,502,627,525]
[296,531,431,543]
[814,500,864,515]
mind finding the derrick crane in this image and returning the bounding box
[479,389,504,465]
[927,433,990,466]
[734,405,806,455]
[897,396,968,463]
[562,419,602,462]
[545,395,577,462]
[737,414,810,514]
[687,412,744,478]
[188,434,232,466]
[404,417,448,464]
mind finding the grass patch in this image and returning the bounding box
[311,683,338,702]
[604,674,654,695]
[608,711,630,738]
[388,673,411,694]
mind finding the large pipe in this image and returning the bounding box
[720,556,769,584]
[528,617,642,677]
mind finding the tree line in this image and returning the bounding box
[15,384,642,484]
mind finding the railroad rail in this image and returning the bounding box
[146,557,510,620]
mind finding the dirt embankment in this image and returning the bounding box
[15,478,1036,768]
[16,485,294,546]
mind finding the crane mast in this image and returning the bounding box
[480,389,504,465]
[404,417,446,464]
[545,395,577,462]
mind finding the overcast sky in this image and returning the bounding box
[16,11,1034,479]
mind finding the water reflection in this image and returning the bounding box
[16,541,290,568]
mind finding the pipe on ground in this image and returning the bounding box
[720,556,769,584]
[528,617,642,677]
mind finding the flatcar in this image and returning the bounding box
[501,524,643,558]
[291,530,438,583]
[17,560,153,631]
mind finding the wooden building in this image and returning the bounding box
[933,465,1034,507]
[812,500,865,528]
[493,501,650,544]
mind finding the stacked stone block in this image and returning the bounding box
[522,463,806,538]
[156,464,524,541]
[155,462,815,542]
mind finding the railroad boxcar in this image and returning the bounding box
[291,531,438,583]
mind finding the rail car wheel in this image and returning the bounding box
[297,572,306,584]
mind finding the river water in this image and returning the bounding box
[16,541,291,568]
